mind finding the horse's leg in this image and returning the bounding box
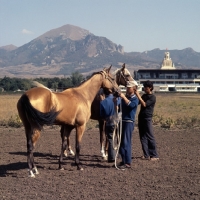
[26,127,41,177]
[60,126,68,157]
[75,124,86,170]
[67,136,75,156]
[61,125,75,157]
[105,136,109,158]
[59,125,74,170]
[99,119,107,158]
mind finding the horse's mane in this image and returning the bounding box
[31,70,113,91]
[74,71,105,88]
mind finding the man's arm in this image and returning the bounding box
[119,93,131,105]
[135,90,146,107]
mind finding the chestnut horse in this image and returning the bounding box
[90,64,134,158]
[17,67,119,177]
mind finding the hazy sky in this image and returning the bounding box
[0,0,199,52]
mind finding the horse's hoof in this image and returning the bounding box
[69,150,75,156]
[103,156,108,161]
[28,174,35,178]
[77,166,84,170]
[28,170,35,178]
[64,150,68,157]
[59,167,65,170]
[33,167,39,175]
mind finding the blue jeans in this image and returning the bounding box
[105,125,116,161]
[138,118,158,158]
[120,121,134,165]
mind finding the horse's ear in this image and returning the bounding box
[108,65,112,73]
[104,65,112,74]
[122,63,125,71]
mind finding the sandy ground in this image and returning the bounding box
[0,126,200,200]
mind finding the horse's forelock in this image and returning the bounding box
[112,69,120,77]
[124,68,131,76]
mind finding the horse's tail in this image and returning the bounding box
[19,94,60,130]
[31,81,52,91]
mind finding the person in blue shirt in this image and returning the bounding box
[118,80,139,170]
[100,88,120,162]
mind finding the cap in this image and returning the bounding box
[126,80,138,88]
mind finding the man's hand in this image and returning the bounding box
[99,94,105,101]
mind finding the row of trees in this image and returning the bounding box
[0,71,85,92]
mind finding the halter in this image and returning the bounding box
[100,70,120,92]
[115,68,132,86]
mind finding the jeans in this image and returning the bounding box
[119,121,134,165]
[138,118,158,158]
[105,125,116,161]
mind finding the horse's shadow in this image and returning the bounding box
[0,161,27,177]
[0,152,108,176]
[9,151,58,158]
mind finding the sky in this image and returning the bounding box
[0,0,200,52]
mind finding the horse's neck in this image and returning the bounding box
[76,74,103,103]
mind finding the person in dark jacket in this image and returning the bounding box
[100,88,120,162]
[135,80,159,161]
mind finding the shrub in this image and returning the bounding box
[175,116,200,129]
[160,117,174,129]
[0,115,23,128]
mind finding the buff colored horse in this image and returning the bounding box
[17,67,119,177]
[32,64,134,159]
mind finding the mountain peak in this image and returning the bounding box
[36,24,92,43]
[0,44,17,51]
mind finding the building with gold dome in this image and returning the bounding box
[135,51,200,92]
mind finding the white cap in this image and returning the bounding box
[126,80,138,87]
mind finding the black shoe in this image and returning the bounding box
[108,160,115,163]
[140,156,150,160]
[118,164,131,170]
[118,161,124,166]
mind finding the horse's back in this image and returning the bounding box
[24,87,54,112]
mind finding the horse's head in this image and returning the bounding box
[114,63,134,86]
[100,65,120,94]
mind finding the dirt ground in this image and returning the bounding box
[0,126,199,200]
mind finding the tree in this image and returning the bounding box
[70,71,84,86]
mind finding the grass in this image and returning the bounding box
[151,93,200,129]
[0,94,20,120]
[0,92,200,129]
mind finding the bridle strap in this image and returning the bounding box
[116,69,129,86]
[100,70,119,91]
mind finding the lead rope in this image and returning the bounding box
[114,102,122,170]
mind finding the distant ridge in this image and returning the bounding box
[0,44,17,51]
[0,24,200,78]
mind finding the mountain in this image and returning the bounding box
[0,24,200,78]
[134,48,200,68]
[0,44,17,51]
